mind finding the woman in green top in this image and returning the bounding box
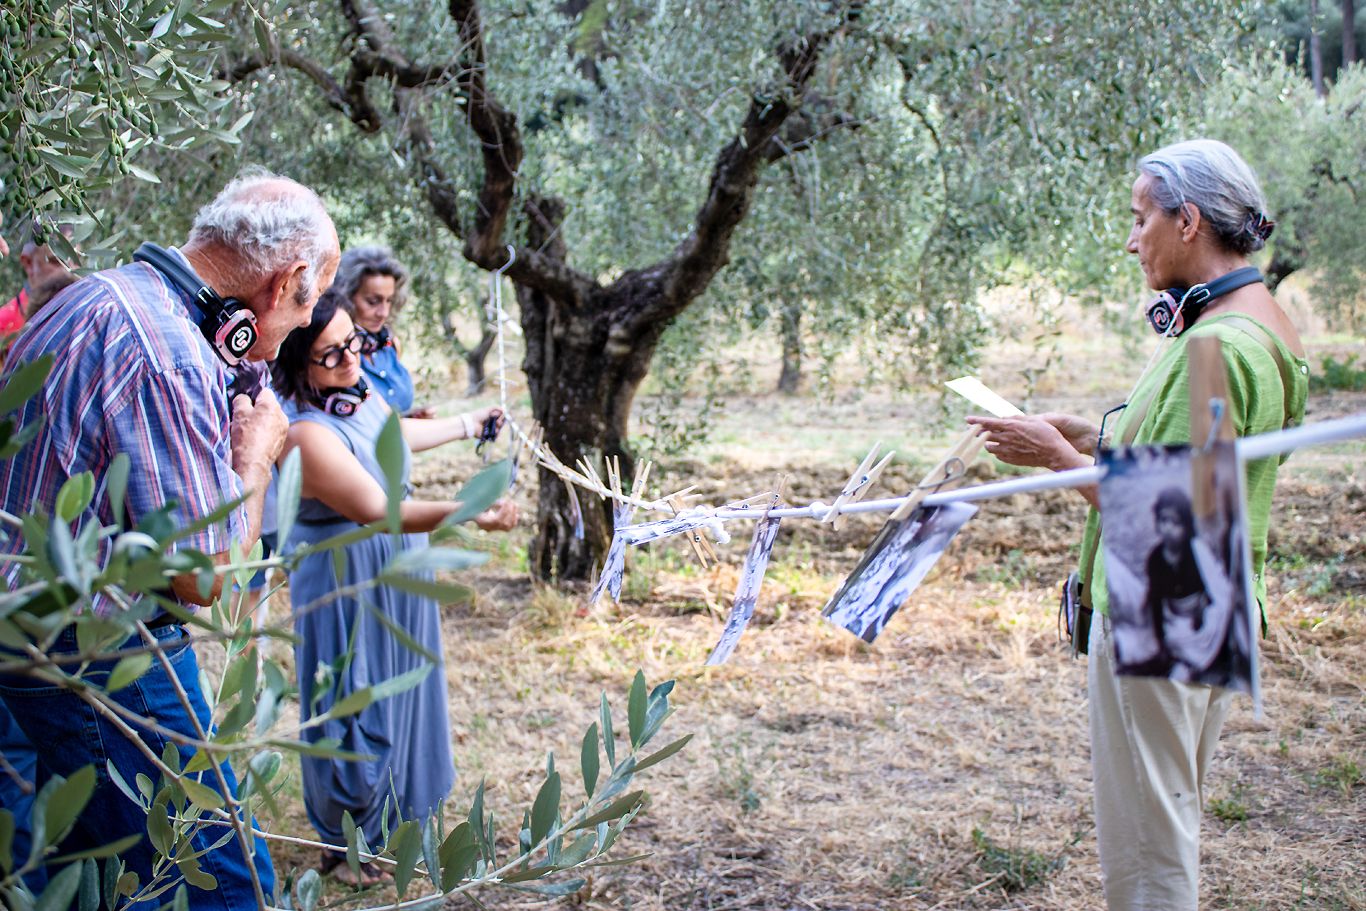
[968,139,1307,911]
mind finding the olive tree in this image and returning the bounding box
[196,0,1269,580]
[1201,58,1366,324]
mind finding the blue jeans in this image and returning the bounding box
[0,625,275,909]
[0,702,45,894]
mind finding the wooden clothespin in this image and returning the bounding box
[890,425,987,521]
[824,442,883,525]
[632,462,651,500]
[607,456,623,503]
[1187,336,1234,519]
[835,450,894,531]
[727,491,776,510]
[577,457,608,499]
[823,442,897,531]
[664,485,699,505]
[668,493,716,567]
[626,462,652,513]
[768,474,790,513]
[565,477,585,539]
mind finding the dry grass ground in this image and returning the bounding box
[225,307,1366,911]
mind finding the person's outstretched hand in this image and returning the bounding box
[1034,412,1102,454]
[965,414,1091,471]
[468,405,505,436]
[474,499,518,532]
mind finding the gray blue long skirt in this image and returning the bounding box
[287,520,455,847]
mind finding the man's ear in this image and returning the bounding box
[17,250,34,278]
[1178,202,1202,243]
[263,259,308,310]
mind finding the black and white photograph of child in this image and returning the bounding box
[1097,442,1256,694]
[823,502,977,643]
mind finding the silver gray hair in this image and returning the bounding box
[189,166,335,302]
[335,245,410,320]
[1138,139,1273,255]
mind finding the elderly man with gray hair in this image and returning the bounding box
[0,167,339,909]
[969,139,1307,909]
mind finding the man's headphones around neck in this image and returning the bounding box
[133,242,259,366]
[1144,266,1265,337]
[316,376,370,418]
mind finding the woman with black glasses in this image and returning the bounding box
[270,289,515,886]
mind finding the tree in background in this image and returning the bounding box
[1345,0,1359,64]
[0,0,256,270]
[1278,0,1364,87]
[1204,59,1366,325]
[0,0,1317,581]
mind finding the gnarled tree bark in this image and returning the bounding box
[231,0,855,579]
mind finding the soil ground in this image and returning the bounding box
[227,299,1366,911]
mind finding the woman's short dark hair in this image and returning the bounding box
[271,288,345,405]
[335,245,409,320]
[1153,487,1196,538]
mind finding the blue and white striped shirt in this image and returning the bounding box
[0,248,247,613]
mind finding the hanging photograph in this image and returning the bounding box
[1097,442,1257,695]
[619,510,727,547]
[589,502,636,605]
[822,502,978,643]
[705,512,783,665]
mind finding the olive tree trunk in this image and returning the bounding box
[232,0,854,579]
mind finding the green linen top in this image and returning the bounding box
[1080,313,1309,618]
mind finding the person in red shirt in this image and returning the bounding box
[0,234,79,367]
[1,236,78,327]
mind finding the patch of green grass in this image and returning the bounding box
[1269,553,1342,600]
[713,736,764,814]
[525,711,559,729]
[971,826,1063,892]
[887,848,925,891]
[975,549,1036,587]
[1314,754,1361,799]
[1208,782,1251,823]
[1308,354,1366,393]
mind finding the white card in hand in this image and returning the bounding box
[945,376,1024,417]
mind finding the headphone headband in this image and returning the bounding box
[1145,266,1265,337]
[317,376,370,417]
[133,242,259,366]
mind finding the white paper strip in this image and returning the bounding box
[945,376,1024,417]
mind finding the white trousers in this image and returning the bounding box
[1088,617,1234,911]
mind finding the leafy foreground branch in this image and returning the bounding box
[0,669,688,911]
[0,359,689,910]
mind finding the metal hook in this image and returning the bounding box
[917,457,967,492]
[1199,398,1226,454]
[1099,403,1127,449]
[493,244,516,279]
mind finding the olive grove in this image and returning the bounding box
[2,1,1364,579]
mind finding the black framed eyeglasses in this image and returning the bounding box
[310,332,363,369]
[1098,403,1128,449]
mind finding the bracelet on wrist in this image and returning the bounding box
[459,413,477,440]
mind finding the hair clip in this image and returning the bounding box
[1249,211,1276,241]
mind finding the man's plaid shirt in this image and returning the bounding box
[0,248,247,614]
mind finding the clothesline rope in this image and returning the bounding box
[481,285,1366,527]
